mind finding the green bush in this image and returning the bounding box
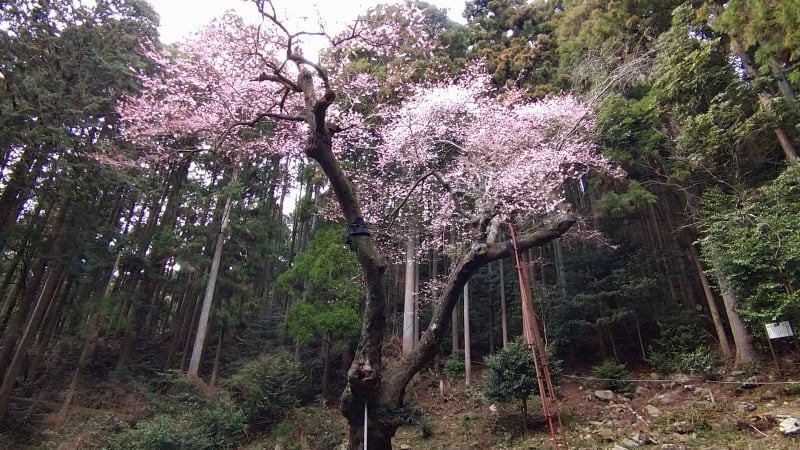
[484,338,538,404]
[108,381,246,449]
[646,313,717,374]
[224,351,304,428]
[676,345,723,378]
[443,350,465,379]
[592,359,632,392]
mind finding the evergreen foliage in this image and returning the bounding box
[701,166,800,327]
[591,359,632,392]
[109,377,246,450]
[224,352,304,429]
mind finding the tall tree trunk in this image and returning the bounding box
[188,173,235,378]
[0,148,41,255]
[463,282,471,386]
[710,256,757,366]
[209,328,224,388]
[499,259,508,348]
[414,259,420,347]
[553,239,567,302]
[451,299,459,353]
[402,234,416,355]
[0,264,64,424]
[322,335,331,399]
[688,245,732,358]
[0,259,45,374]
[58,252,121,424]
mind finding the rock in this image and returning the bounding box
[631,432,653,445]
[619,437,639,448]
[736,401,757,412]
[692,386,711,399]
[400,445,411,450]
[645,405,662,417]
[671,432,692,443]
[674,374,691,384]
[613,444,629,450]
[736,415,773,432]
[661,445,684,450]
[635,386,651,396]
[653,391,678,406]
[779,417,800,435]
[760,390,777,401]
[596,427,616,441]
[595,390,616,401]
[681,384,695,392]
[730,370,745,377]
[672,420,694,434]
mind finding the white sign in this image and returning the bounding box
[765,321,794,339]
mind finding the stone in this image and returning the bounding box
[730,370,745,377]
[596,427,616,441]
[400,445,411,450]
[672,420,694,434]
[619,437,639,448]
[760,390,777,401]
[613,444,629,450]
[681,384,695,392]
[674,374,691,384]
[653,391,678,406]
[631,432,652,445]
[645,405,662,417]
[635,386,651,396]
[736,401,757,412]
[779,417,800,435]
[595,390,616,401]
[673,432,692,443]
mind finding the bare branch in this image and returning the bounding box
[211,111,304,151]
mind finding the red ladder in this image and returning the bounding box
[509,223,569,450]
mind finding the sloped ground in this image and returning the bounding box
[387,369,800,450]
[7,367,800,449]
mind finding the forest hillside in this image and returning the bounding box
[1,0,800,449]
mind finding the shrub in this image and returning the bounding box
[443,350,465,379]
[224,351,304,428]
[592,359,632,392]
[415,416,434,439]
[483,337,561,428]
[646,312,717,374]
[676,345,723,378]
[108,381,246,449]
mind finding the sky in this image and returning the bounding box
[149,0,469,45]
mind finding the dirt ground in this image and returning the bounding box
[390,368,800,449]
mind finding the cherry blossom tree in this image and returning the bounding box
[119,1,618,447]
[116,12,304,161]
[115,13,303,379]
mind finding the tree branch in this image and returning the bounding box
[387,212,577,396]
